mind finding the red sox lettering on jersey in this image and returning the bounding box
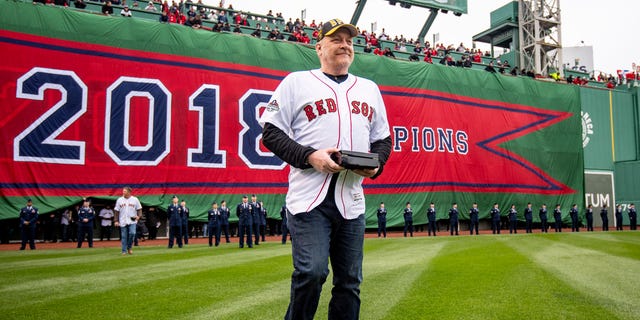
[302,98,375,123]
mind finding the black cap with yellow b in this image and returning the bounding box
[317,19,358,41]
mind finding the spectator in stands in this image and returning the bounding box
[510,67,519,76]
[232,23,241,33]
[159,11,169,23]
[566,74,574,84]
[53,0,68,6]
[299,32,310,44]
[111,0,121,5]
[187,6,196,18]
[191,14,202,29]
[499,60,510,74]
[413,42,423,54]
[101,1,113,15]
[409,53,419,62]
[267,27,282,40]
[485,61,497,73]
[383,47,396,59]
[363,43,372,53]
[74,0,86,9]
[221,22,230,32]
[287,31,298,42]
[606,79,616,89]
[309,19,317,28]
[373,46,383,56]
[121,5,133,17]
[218,10,227,23]
[423,50,433,63]
[461,55,472,68]
[472,51,481,63]
[286,18,293,31]
[144,1,156,11]
[251,24,261,38]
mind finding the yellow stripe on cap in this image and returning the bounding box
[318,18,358,40]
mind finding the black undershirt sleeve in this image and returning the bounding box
[262,122,315,169]
[369,136,392,179]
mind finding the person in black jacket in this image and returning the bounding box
[600,204,609,231]
[376,202,387,238]
[585,204,594,231]
[448,203,459,236]
[615,204,624,231]
[403,202,413,237]
[524,203,533,233]
[469,203,479,235]
[553,204,562,232]
[167,196,183,249]
[539,204,548,233]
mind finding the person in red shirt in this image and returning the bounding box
[423,50,433,63]
[300,32,310,44]
[472,51,482,63]
[373,47,383,56]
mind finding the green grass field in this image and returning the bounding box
[1,232,639,319]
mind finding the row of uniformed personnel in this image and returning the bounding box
[376,202,637,237]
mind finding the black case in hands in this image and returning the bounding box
[331,150,379,170]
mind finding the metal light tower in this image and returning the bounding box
[518,0,563,75]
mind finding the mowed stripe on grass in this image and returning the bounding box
[505,233,640,320]
[0,233,638,319]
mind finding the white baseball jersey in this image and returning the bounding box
[115,196,142,226]
[99,208,114,227]
[259,69,390,219]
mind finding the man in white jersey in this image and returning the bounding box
[260,18,392,320]
[114,186,142,255]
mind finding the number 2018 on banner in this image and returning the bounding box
[13,67,284,170]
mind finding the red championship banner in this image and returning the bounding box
[0,30,577,203]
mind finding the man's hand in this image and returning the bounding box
[352,168,379,178]
[307,148,344,174]
[114,221,120,227]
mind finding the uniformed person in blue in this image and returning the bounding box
[539,204,548,233]
[508,204,518,234]
[553,204,562,232]
[237,195,253,248]
[167,195,183,248]
[219,200,231,243]
[449,203,459,236]
[490,203,501,234]
[180,200,190,244]
[259,201,267,242]
[376,202,387,238]
[280,204,289,244]
[569,204,579,232]
[629,204,637,231]
[469,203,479,235]
[585,204,594,231]
[208,202,221,247]
[600,204,609,231]
[524,203,533,233]
[427,202,437,236]
[615,204,624,231]
[19,198,39,250]
[403,202,413,237]
[77,198,95,248]
[250,195,261,245]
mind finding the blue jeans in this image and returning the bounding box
[285,200,365,320]
[120,224,136,253]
